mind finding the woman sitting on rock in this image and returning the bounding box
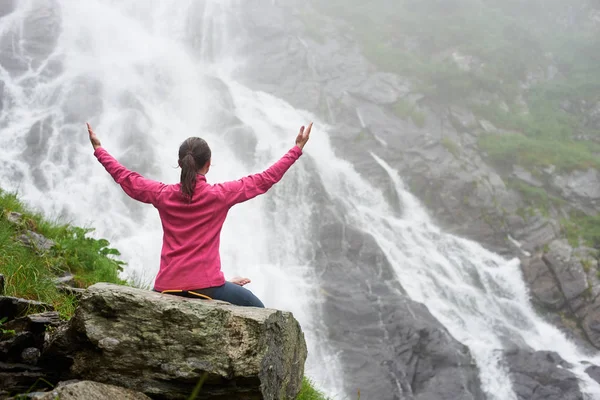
[86,122,312,308]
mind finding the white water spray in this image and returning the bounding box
[0,0,344,396]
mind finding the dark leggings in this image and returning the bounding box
[159,282,265,308]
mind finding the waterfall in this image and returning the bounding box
[0,0,344,395]
[316,149,600,398]
[2,1,600,399]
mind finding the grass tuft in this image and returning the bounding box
[0,189,126,319]
[297,378,331,400]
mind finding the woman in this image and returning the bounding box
[86,122,312,308]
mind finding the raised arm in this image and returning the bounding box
[217,123,312,208]
[87,123,165,205]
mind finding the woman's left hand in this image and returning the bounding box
[87,123,102,150]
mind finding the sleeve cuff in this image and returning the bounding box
[93,147,105,158]
[291,145,303,157]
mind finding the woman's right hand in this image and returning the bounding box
[295,122,313,150]
[87,123,102,150]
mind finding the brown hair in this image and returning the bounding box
[178,137,211,202]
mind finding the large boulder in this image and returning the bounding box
[521,255,565,310]
[31,380,151,400]
[580,296,600,349]
[542,240,589,314]
[504,349,583,400]
[44,283,307,400]
[552,169,600,214]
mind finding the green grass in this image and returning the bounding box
[393,99,427,128]
[309,0,600,177]
[441,137,461,158]
[507,180,552,211]
[0,189,126,319]
[562,213,600,248]
[297,378,331,400]
[478,133,600,172]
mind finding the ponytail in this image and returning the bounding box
[180,153,197,202]
[178,137,211,203]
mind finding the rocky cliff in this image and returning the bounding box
[214,0,600,357]
[1,283,308,400]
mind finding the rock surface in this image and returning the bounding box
[0,361,52,396]
[316,222,485,399]
[0,310,61,395]
[504,349,583,400]
[0,297,53,322]
[44,283,307,400]
[542,240,589,313]
[30,380,151,400]
[521,254,565,310]
[16,231,55,252]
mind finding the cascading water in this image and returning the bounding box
[0,0,344,396]
[2,1,600,399]
[311,146,600,398]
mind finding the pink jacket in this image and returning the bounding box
[94,145,303,291]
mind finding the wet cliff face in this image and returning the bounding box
[220,0,600,357]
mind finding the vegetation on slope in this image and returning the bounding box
[297,378,332,400]
[0,189,126,318]
[306,0,600,246]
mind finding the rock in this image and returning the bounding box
[32,380,151,400]
[56,285,86,299]
[349,73,411,105]
[44,283,307,400]
[0,309,61,391]
[512,165,543,188]
[452,51,476,72]
[504,349,583,400]
[586,365,600,384]
[552,169,600,212]
[580,297,600,349]
[53,274,75,286]
[0,297,54,322]
[20,348,40,365]
[0,361,52,395]
[5,212,22,225]
[4,312,61,336]
[512,216,558,254]
[449,106,477,132]
[16,231,55,252]
[0,332,36,362]
[520,255,565,310]
[316,222,484,399]
[0,0,14,19]
[479,120,497,133]
[542,240,589,313]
